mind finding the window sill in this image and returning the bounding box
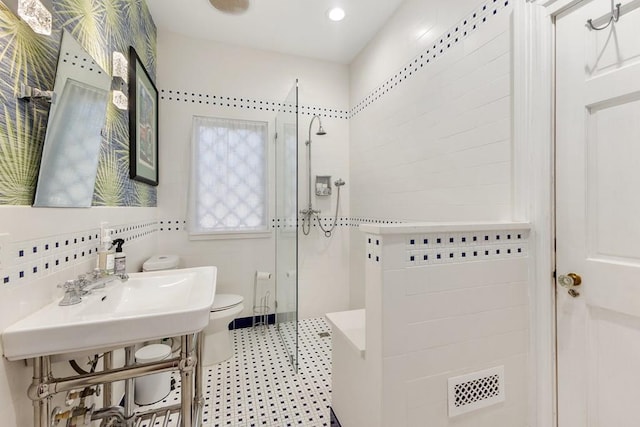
[188,230,273,241]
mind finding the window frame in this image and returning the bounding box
[188,115,271,240]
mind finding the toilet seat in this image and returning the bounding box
[211,294,244,312]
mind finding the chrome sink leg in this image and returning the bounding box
[32,356,51,427]
[103,351,113,408]
[124,346,136,427]
[180,334,195,427]
[194,331,204,426]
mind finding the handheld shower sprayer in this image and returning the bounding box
[313,177,346,237]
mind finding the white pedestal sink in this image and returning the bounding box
[2,266,217,361]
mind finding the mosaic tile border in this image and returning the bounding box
[350,0,512,119]
[404,229,529,266]
[365,228,529,266]
[159,217,402,233]
[159,90,349,120]
[3,220,158,286]
[349,218,402,227]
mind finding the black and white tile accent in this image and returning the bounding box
[3,221,157,286]
[350,0,512,119]
[365,228,529,266]
[158,219,187,232]
[135,318,334,427]
[160,217,403,233]
[404,230,529,266]
[366,235,383,264]
[348,218,401,227]
[159,90,349,121]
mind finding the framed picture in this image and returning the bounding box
[128,46,159,186]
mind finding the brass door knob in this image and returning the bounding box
[558,273,582,297]
[558,273,582,288]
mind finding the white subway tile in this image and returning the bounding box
[404,329,528,380]
[406,281,528,324]
[405,258,529,295]
[406,305,528,352]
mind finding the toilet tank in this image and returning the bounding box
[142,255,180,272]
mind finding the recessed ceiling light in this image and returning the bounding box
[327,7,345,22]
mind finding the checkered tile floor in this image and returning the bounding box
[135,318,334,427]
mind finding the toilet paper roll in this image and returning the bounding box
[256,271,271,280]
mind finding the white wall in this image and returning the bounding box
[155,30,351,319]
[0,207,157,427]
[348,0,514,308]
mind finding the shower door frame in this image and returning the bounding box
[274,80,299,372]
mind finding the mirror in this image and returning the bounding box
[33,30,111,208]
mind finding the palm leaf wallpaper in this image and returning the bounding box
[0,0,157,206]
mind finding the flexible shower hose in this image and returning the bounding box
[300,185,341,237]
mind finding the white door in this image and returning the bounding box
[556,0,640,426]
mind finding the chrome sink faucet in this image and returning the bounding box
[58,270,128,306]
[58,280,83,306]
[78,269,129,294]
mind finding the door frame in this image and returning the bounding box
[514,1,588,426]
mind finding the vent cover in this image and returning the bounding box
[448,366,505,417]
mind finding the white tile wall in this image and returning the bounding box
[332,223,529,427]
[390,225,528,426]
[348,0,515,309]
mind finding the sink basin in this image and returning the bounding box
[2,266,217,361]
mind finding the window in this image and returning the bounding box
[189,116,268,236]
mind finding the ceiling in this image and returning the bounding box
[146,0,405,64]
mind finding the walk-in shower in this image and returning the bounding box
[300,115,345,237]
[275,97,346,372]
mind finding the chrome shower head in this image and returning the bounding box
[334,178,345,187]
[309,115,327,139]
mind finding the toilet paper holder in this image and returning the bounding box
[252,271,271,332]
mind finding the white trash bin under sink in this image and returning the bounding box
[134,344,172,405]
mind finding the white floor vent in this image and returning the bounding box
[447,366,505,417]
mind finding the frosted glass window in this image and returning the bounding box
[189,116,268,235]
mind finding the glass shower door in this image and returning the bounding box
[275,80,299,371]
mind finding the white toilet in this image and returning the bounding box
[143,255,245,365]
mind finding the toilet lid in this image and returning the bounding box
[212,294,244,312]
[143,255,180,271]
